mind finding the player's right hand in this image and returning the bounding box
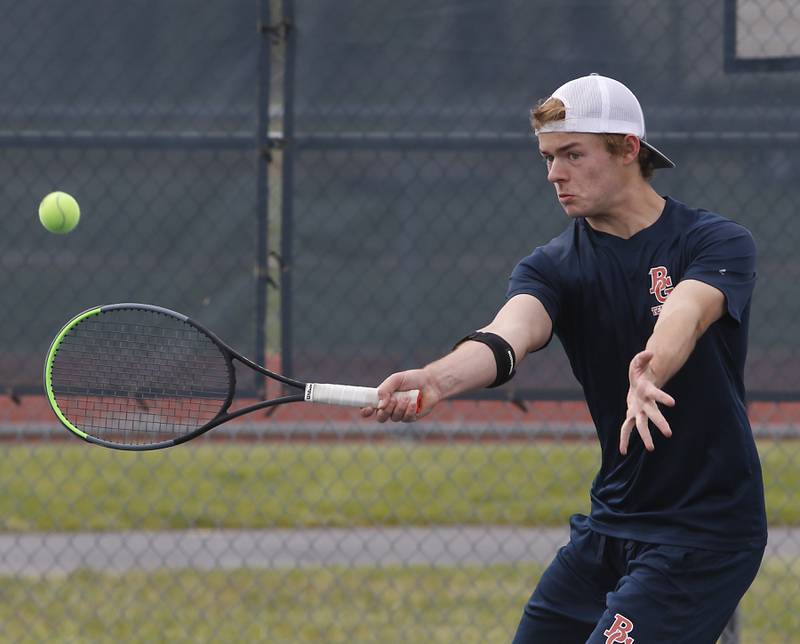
[360,369,440,423]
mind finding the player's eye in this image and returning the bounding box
[568,152,581,161]
[541,155,553,166]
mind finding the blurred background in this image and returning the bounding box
[1,0,799,641]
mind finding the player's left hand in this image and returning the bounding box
[619,350,676,455]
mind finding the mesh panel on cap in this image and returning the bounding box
[603,78,646,134]
[557,75,605,119]
[549,74,645,136]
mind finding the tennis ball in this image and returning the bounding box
[38,191,80,234]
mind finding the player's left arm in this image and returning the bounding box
[619,279,726,455]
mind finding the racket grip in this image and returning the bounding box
[305,383,421,412]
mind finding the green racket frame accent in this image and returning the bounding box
[43,306,103,440]
[42,302,311,450]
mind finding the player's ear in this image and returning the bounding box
[622,134,641,165]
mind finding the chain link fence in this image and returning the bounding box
[0,0,798,641]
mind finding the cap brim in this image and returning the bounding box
[640,140,675,169]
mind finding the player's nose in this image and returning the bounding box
[546,158,567,184]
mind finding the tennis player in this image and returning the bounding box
[362,74,767,643]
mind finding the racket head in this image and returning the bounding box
[44,303,236,450]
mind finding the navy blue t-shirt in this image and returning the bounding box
[507,196,767,551]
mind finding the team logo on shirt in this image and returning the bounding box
[648,265,674,316]
[603,613,635,643]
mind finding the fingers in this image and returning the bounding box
[635,410,654,452]
[373,391,419,423]
[653,388,676,407]
[376,372,408,407]
[361,371,427,424]
[619,399,674,455]
[646,401,672,439]
[619,415,635,455]
[377,372,417,423]
[619,410,655,455]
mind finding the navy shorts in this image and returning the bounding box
[512,514,764,644]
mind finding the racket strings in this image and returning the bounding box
[49,309,233,445]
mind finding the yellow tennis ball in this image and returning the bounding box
[38,191,80,234]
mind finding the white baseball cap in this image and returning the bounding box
[535,73,675,169]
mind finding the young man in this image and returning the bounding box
[362,74,767,643]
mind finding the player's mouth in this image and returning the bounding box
[558,194,575,204]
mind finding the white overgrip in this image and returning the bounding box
[304,383,421,410]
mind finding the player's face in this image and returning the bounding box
[538,132,627,218]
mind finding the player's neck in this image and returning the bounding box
[584,185,666,240]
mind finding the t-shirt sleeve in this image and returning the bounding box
[506,247,562,326]
[682,220,756,324]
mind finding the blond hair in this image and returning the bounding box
[530,98,654,179]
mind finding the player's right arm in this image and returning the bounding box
[363,294,552,423]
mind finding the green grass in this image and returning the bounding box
[740,558,800,643]
[0,560,794,643]
[757,440,800,525]
[0,564,537,643]
[0,440,797,642]
[0,442,597,531]
[0,440,798,531]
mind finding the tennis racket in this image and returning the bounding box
[43,303,420,451]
